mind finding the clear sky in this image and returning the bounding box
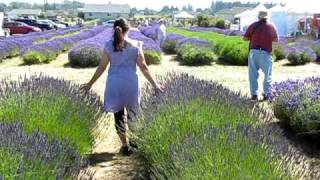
[1,0,319,12]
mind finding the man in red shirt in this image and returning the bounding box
[243,11,278,101]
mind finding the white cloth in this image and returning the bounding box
[156,24,166,47]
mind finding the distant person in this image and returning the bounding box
[156,19,166,48]
[144,19,149,26]
[80,18,164,156]
[243,11,278,102]
[77,18,83,27]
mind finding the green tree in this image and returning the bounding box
[0,3,7,12]
[77,11,84,19]
[161,5,170,13]
[182,5,187,11]
[196,8,203,13]
[187,4,193,12]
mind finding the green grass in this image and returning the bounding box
[0,91,96,154]
[135,99,287,179]
[0,148,58,179]
[168,27,249,65]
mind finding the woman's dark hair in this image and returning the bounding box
[113,18,130,52]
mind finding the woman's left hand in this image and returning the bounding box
[154,83,165,93]
[80,83,92,91]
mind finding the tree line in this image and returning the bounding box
[157,1,276,15]
[210,1,276,13]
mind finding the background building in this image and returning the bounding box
[215,7,252,22]
[83,3,130,20]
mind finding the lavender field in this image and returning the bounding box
[1,24,320,179]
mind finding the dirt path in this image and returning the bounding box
[2,54,320,179]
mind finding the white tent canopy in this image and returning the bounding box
[235,3,314,37]
[270,4,312,37]
[235,3,269,32]
[270,4,288,37]
[0,12,4,37]
[286,2,318,14]
[174,11,195,19]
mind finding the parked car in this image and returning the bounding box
[103,20,115,27]
[39,19,66,29]
[50,19,69,27]
[3,22,41,35]
[15,19,54,31]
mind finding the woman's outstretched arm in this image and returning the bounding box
[80,50,109,91]
[137,48,164,92]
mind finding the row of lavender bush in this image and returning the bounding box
[164,28,249,65]
[129,73,289,179]
[142,25,320,66]
[68,28,162,67]
[165,33,217,66]
[21,26,105,64]
[276,38,320,65]
[140,25,244,41]
[0,76,105,178]
[189,27,320,65]
[141,26,249,65]
[0,26,85,61]
[188,26,244,36]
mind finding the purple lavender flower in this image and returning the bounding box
[189,27,244,36]
[0,26,85,60]
[269,77,320,134]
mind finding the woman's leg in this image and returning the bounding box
[126,109,138,148]
[114,109,128,147]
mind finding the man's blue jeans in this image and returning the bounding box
[248,49,273,96]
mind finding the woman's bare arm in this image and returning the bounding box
[137,48,164,92]
[80,50,109,90]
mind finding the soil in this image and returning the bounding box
[1,54,320,179]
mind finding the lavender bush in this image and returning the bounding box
[129,73,288,179]
[0,75,105,178]
[21,26,105,64]
[0,26,84,61]
[139,24,159,41]
[287,47,315,65]
[312,41,320,62]
[177,43,216,66]
[68,28,162,67]
[69,28,113,67]
[162,33,186,54]
[269,77,320,135]
[130,30,162,65]
[276,38,318,64]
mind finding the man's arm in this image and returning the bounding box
[243,24,253,41]
[272,26,279,42]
